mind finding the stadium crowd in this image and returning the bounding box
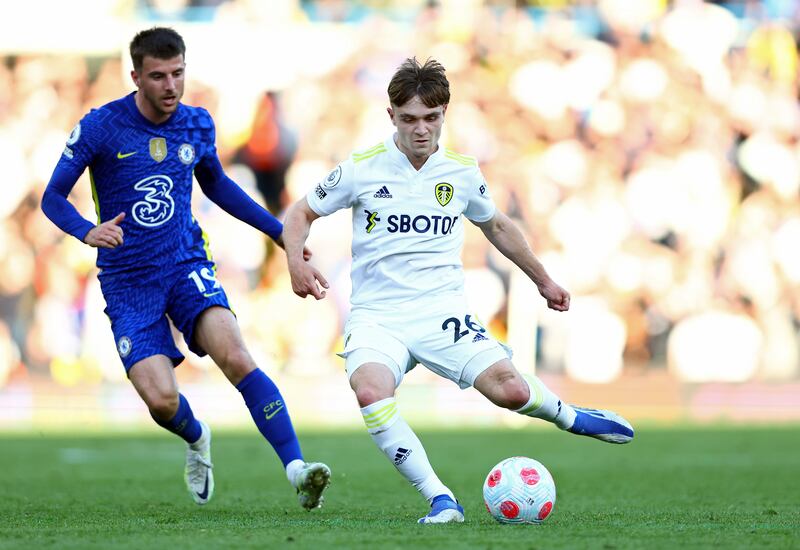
[1,0,799,391]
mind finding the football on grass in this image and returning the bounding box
[483,456,556,524]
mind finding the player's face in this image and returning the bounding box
[131,55,185,123]
[388,96,446,166]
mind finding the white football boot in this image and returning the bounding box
[293,462,331,510]
[184,421,214,505]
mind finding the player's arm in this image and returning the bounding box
[283,198,329,300]
[473,211,570,312]
[41,162,125,248]
[194,154,284,240]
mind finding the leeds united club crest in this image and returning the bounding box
[435,182,453,206]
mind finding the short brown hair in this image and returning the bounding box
[387,57,450,108]
[129,27,186,71]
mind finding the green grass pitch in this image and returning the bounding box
[1,426,797,549]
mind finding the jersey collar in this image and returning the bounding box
[126,91,183,129]
[387,134,443,172]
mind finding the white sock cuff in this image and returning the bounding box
[516,374,575,428]
[361,397,399,435]
[515,374,545,415]
[285,458,305,488]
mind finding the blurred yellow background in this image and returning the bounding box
[1,0,798,429]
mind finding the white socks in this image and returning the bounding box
[285,458,305,488]
[361,397,454,503]
[515,374,576,430]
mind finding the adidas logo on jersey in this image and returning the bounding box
[374,186,393,198]
[472,333,488,343]
[394,447,412,465]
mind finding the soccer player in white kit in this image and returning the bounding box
[283,58,634,524]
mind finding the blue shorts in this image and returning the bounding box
[99,259,231,373]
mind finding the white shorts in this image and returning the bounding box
[339,297,512,389]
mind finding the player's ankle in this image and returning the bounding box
[285,459,305,487]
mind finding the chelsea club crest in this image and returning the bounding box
[117,336,132,358]
[178,143,195,164]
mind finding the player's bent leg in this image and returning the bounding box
[350,359,459,521]
[129,356,213,503]
[473,359,634,444]
[130,358,204,445]
[129,355,181,419]
[349,360,398,408]
[473,359,574,428]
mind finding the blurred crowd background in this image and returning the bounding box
[1,0,799,427]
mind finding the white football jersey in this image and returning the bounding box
[306,135,496,308]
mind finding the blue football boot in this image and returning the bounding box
[418,494,465,524]
[567,406,634,444]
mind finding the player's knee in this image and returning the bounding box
[215,346,255,379]
[146,390,179,420]
[353,384,392,407]
[501,379,530,410]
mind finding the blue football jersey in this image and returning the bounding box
[57,92,216,271]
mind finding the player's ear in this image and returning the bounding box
[387,106,396,126]
[442,104,448,116]
[130,70,140,87]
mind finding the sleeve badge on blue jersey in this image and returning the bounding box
[66,122,81,145]
[322,165,342,189]
[178,143,195,164]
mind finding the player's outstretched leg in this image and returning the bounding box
[287,460,332,510]
[236,368,331,509]
[184,420,214,504]
[516,374,634,444]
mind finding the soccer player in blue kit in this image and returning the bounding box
[41,27,330,509]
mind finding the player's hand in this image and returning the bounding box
[538,279,570,312]
[84,212,125,249]
[288,261,329,300]
[274,235,312,261]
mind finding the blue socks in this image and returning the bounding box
[150,371,305,464]
[152,393,203,444]
[236,368,303,466]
